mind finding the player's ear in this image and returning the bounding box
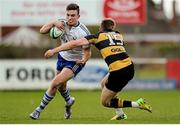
[111,25,115,30]
[99,26,103,32]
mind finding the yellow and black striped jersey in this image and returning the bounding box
[85,30,132,72]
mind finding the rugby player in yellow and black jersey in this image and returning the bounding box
[45,18,152,120]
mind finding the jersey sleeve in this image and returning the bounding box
[84,33,99,44]
[78,23,91,49]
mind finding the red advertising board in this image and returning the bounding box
[103,0,146,24]
[167,59,180,88]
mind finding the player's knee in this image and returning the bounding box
[47,84,58,96]
[52,78,63,87]
[52,78,59,85]
[49,83,58,91]
[101,98,110,107]
[50,80,61,92]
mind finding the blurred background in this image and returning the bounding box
[0,0,180,90]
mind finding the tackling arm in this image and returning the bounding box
[44,38,89,58]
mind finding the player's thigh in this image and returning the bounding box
[56,70,61,75]
[101,86,117,105]
[52,68,74,87]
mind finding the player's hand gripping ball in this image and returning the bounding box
[50,27,64,39]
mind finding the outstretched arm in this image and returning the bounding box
[44,38,89,58]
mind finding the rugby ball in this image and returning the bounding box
[49,27,64,39]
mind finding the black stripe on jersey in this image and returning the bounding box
[95,39,109,49]
[95,39,123,50]
[105,52,129,65]
[85,33,99,43]
[85,34,96,40]
[80,25,90,35]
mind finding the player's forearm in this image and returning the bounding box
[52,38,89,54]
[40,20,56,34]
[52,42,76,54]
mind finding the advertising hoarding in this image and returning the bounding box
[103,0,146,24]
[0,59,176,90]
[0,0,101,26]
[0,0,146,26]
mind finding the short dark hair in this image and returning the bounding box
[101,18,115,31]
[66,3,80,15]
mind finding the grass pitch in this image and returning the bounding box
[0,90,180,124]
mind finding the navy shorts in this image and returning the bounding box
[56,54,85,76]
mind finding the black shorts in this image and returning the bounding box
[105,63,134,92]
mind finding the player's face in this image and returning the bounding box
[66,10,80,26]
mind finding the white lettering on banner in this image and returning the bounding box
[0,60,56,90]
[0,0,101,26]
[0,59,108,90]
[6,67,55,81]
[109,11,139,18]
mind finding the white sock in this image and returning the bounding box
[115,108,124,116]
[67,97,73,104]
[131,101,139,108]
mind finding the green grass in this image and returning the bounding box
[0,90,180,124]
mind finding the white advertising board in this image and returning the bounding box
[0,0,102,26]
[0,59,108,90]
[0,59,176,90]
[0,0,148,26]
